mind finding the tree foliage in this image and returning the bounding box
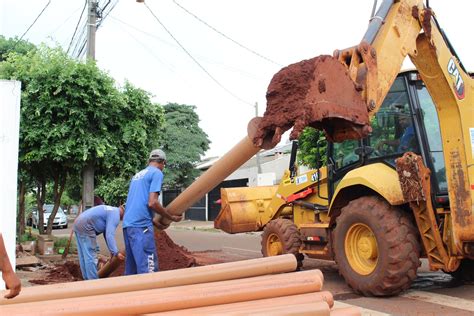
[0,45,163,233]
[1,40,203,221]
[160,103,210,189]
[96,82,164,204]
[297,127,327,169]
[0,36,36,62]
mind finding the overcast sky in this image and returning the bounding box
[1,0,473,157]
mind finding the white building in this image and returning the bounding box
[0,80,21,289]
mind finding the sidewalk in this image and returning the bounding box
[169,219,217,231]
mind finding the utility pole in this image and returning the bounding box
[255,102,262,174]
[82,0,98,210]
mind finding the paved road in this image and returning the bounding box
[53,221,474,316]
[165,228,474,316]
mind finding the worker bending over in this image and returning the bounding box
[74,204,125,280]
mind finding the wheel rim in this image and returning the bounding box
[266,233,283,256]
[345,223,378,275]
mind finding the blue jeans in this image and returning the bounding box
[75,232,98,280]
[123,226,159,275]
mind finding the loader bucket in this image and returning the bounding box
[253,55,371,148]
[214,186,278,234]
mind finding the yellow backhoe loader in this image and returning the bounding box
[214,0,474,296]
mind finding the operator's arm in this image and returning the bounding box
[148,192,181,222]
[0,233,21,299]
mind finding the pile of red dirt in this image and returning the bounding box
[109,230,196,277]
[28,230,198,284]
[29,261,83,285]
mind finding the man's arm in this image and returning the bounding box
[148,192,181,222]
[0,233,21,299]
[104,210,121,257]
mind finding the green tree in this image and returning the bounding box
[0,46,127,234]
[0,36,36,62]
[160,103,210,190]
[297,127,327,169]
[96,82,164,205]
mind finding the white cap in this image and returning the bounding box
[149,149,166,161]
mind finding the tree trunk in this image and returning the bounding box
[18,181,26,236]
[46,173,67,235]
[36,180,46,234]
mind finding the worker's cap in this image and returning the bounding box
[149,149,166,162]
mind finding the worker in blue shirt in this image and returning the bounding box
[74,204,125,280]
[377,115,416,153]
[123,149,181,275]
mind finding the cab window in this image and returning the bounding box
[369,77,419,158]
[416,84,447,192]
[333,139,360,169]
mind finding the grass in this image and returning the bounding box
[54,237,77,254]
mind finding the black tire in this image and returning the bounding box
[450,259,474,283]
[261,218,304,265]
[333,196,421,296]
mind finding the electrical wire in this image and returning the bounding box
[17,0,51,42]
[142,2,254,106]
[172,0,282,67]
[110,14,264,81]
[109,18,179,75]
[48,5,83,39]
[67,0,87,54]
[98,0,119,28]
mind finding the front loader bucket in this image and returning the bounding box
[214,186,278,234]
[253,55,371,148]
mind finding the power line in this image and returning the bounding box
[172,0,282,67]
[109,17,177,73]
[17,0,51,42]
[67,1,87,54]
[48,5,83,39]
[142,2,254,106]
[109,15,175,48]
[98,0,119,28]
[110,14,264,82]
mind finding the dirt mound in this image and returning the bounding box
[29,261,83,285]
[28,230,198,284]
[109,230,196,276]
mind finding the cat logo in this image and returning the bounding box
[447,58,465,100]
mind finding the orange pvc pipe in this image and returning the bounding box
[147,292,334,315]
[158,135,261,227]
[2,270,323,315]
[0,254,297,305]
[239,302,330,316]
[330,306,362,316]
[97,250,124,278]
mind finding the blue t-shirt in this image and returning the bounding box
[73,205,121,256]
[398,125,415,152]
[123,165,163,228]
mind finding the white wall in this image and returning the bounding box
[0,80,21,289]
